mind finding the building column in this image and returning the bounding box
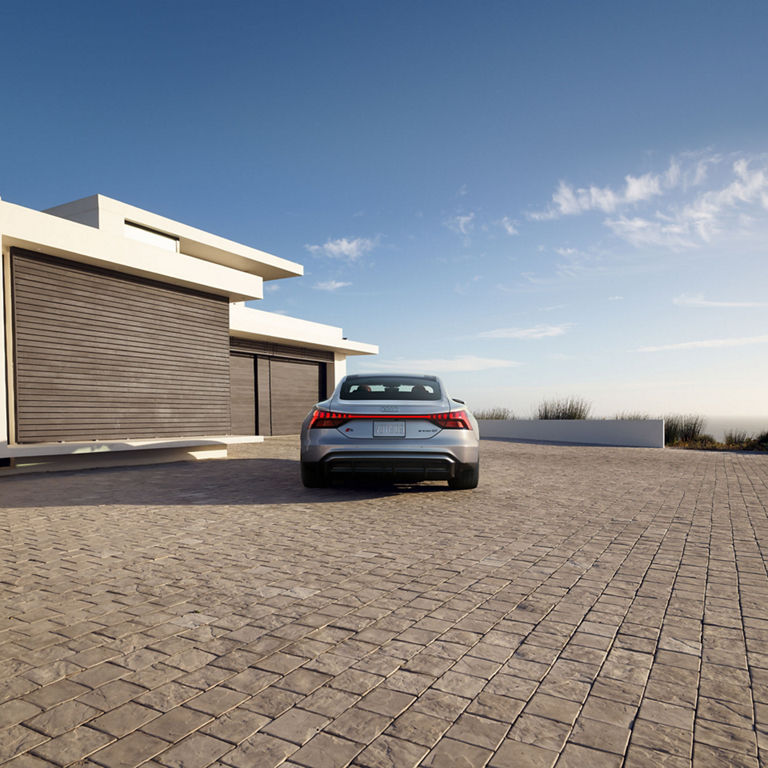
[330,353,347,391]
[1,243,10,453]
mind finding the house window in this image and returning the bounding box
[124,221,179,252]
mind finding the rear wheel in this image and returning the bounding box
[301,462,327,488]
[448,463,479,490]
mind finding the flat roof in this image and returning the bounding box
[45,194,303,281]
[230,304,378,357]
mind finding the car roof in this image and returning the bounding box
[344,373,439,381]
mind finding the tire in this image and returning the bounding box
[448,463,479,490]
[301,462,327,488]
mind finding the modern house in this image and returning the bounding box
[0,194,377,472]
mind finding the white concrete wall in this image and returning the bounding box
[44,196,101,228]
[0,251,7,452]
[478,419,665,448]
[333,353,347,386]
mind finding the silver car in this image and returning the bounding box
[300,373,479,489]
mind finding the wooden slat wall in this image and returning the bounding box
[229,354,256,435]
[11,249,230,443]
[230,336,334,363]
[269,359,323,435]
[256,357,272,436]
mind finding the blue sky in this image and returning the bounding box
[2,1,768,417]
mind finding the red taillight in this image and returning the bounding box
[309,410,352,428]
[428,410,472,429]
[309,409,472,429]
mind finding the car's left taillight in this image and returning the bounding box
[309,409,351,428]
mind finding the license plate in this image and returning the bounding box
[374,420,405,437]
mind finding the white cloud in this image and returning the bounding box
[478,323,571,339]
[519,272,548,285]
[529,160,680,221]
[528,154,752,230]
[314,280,351,291]
[500,216,519,235]
[639,334,768,352]
[604,215,694,248]
[608,296,624,301]
[305,236,376,261]
[605,156,768,248]
[453,275,482,295]
[624,171,662,203]
[366,356,521,373]
[673,293,768,308]
[445,213,475,235]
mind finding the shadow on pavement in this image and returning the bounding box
[0,457,453,508]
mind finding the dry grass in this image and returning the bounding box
[474,407,514,420]
[666,416,768,451]
[536,397,591,420]
[725,430,750,445]
[664,414,705,444]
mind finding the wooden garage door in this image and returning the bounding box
[229,354,256,435]
[268,359,324,435]
[11,249,230,443]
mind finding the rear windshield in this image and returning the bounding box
[340,376,442,401]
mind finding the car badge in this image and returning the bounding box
[380,406,398,412]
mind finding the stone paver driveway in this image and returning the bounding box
[1,437,767,767]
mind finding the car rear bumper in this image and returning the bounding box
[321,453,458,482]
[314,451,466,482]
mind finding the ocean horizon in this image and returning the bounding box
[703,417,768,442]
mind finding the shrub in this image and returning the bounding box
[474,407,514,420]
[536,397,591,420]
[614,412,651,420]
[725,430,750,446]
[666,422,768,451]
[664,414,704,444]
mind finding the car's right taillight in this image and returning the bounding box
[428,410,472,429]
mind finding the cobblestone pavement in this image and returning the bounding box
[1,437,768,767]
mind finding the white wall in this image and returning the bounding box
[333,353,347,386]
[0,251,7,451]
[478,419,665,448]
